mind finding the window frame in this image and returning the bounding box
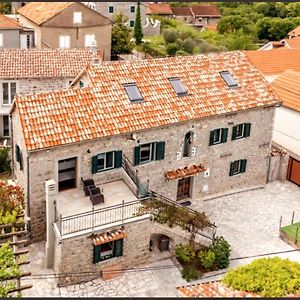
[96,151,115,172]
[130,6,135,13]
[84,34,96,47]
[183,131,193,158]
[108,6,114,13]
[2,115,9,137]
[235,123,245,139]
[229,159,247,176]
[129,20,135,27]
[209,128,228,146]
[232,123,251,140]
[134,141,165,166]
[2,81,17,106]
[220,71,238,88]
[0,33,3,47]
[73,11,82,24]
[93,238,124,263]
[139,143,153,164]
[168,77,188,96]
[123,83,144,102]
[59,35,70,48]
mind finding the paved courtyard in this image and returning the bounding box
[21,180,300,297]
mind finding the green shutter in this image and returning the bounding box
[244,123,251,138]
[209,130,215,146]
[113,239,123,257]
[221,128,228,143]
[93,245,101,264]
[91,155,98,174]
[134,146,140,166]
[155,141,165,160]
[232,126,237,140]
[240,159,247,173]
[115,150,122,168]
[229,162,234,176]
[15,145,20,162]
[19,153,23,171]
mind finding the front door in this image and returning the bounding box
[287,157,300,186]
[177,177,191,200]
[58,157,77,191]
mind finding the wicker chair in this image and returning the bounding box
[88,186,104,205]
[81,177,96,196]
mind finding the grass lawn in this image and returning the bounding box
[281,222,300,243]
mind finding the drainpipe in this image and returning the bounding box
[26,153,31,238]
[9,114,14,178]
[266,154,272,184]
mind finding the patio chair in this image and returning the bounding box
[88,186,104,205]
[81,177,96,196]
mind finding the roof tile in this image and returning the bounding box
[0,15,21,29]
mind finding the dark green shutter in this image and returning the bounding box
[19,153,23,171]
[221,128,228,143]
[115,150,122,168]
[93,245,101,264]
[240,159,247,173]
[113,239,123,257]
[92,155,98,174]
[155,141,165,160]
[15,145,20,162]
[209,130,215,146]
[232,126,237,140]
[244,123,251,138]
[229,162,234,176]
[134,146,140,166]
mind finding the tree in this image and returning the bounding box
[111,12,134,56]
[0,2,11,14]
[133,2,143,45]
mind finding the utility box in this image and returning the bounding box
[158,236,169,252]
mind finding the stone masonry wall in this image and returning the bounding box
[18,106,275,240]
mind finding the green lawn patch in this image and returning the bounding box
[281,222,300,243]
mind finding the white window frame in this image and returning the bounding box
[59,35,70,48]
[235,124,245,139]
[2,115,10,137]
[108,6,114,13]
[1,81,17,106]
[97,151,115,172]
[212,128,222,144]
[0,33,3,47]
[139,143,153,164]
[129,20,135,28]
[130,6,135,13]
[73,12,82,24]
[84,34,96,47]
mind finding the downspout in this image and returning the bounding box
[9,114,14,178]
[27,153,31,238]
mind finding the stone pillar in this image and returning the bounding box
[45,179,56,268]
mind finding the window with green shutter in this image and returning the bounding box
[229,159,247,176]
[134,141,165,165]
[91,150,122,174]
[232,123,251,140]
[209,128,228,146]
[93,239,124,264]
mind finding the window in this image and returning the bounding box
[79,80,84,88]
[84,34,95,47]
[209,128,228,146]
[93,239,123,263]
[134,141,165,165]
[123,83,143,102]
[229,159,247,176]
[232,123,251,140]
[183,131,193,157]
[130,6,135,13]
[59,35,70,48]
[2,82,16,105]
[73,12,82,24]
[2,115,9,137]
[168,77,188,96]
[220,71,238,88]
[129,20,134,27]
[58,157,77,191]
[0,33,3,47]
[92,150,122,174]
[108,6,114,13]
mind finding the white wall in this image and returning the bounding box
[273,106,300,156]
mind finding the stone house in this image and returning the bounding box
[0,14,34,49]
[11,51,279,284]
[0,48,102,140]
[17,2,112,61]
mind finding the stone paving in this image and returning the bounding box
[21,180,300,297]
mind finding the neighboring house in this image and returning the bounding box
[259,37,300,51]
[271,70,300,186]
[288,25,300,38]
[17,2,112,61]
[0,14,34,49]
[146,3,174,17]
[0,48,102,140]
[170,7,193,24]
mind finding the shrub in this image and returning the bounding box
[166,43,180,55]
[222,257,300,297]
[175,244,196,263]
[199,250,216,269]
[181,265,202,282]
[182,37,195,54]
[162,28,178,43]
[0,147,11,174]
[210,236,231,269]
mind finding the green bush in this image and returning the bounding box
[181,265,202,282]
[175,244,195,263]
[0,147,11,174]
[166,43,180,56]
[222,257,300,297]
[199,250,216,269]
[210,236,231,269]
[162,28,178,43]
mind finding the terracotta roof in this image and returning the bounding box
[177,281,260,297]
[271,145,287,157]
[146,3,173,15]
[171,7,192,17]
[0,48,102,79]
[165,164,206,180]
[246,49,300,75]
[281,38,300,50]
[14,51,280,151]
[271,69,300,113]
[288,25,300,37]
[0,15,21,29]
[92,228,127,246]
[17,2,74,25]
[191,4,221,17]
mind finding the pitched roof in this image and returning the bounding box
[246,49,300,75]
[0,14,21,29]
[281,38,300,50]
[288,25,300,38]
[146,3,173,15]
[191,4,221,17]
[17,2,74,25]
[14,51,279,151]
[171,7,192,17]
[271,69,300,113]
[0,48,102,79]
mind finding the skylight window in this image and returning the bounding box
[123,83,144,102]
[220,71,238,88]
[168,77,188,96]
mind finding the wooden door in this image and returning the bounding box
[177,177,191,200]
[287,157,300,186]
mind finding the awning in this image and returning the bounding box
[92,228,128,246]
[165,164,206,180]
